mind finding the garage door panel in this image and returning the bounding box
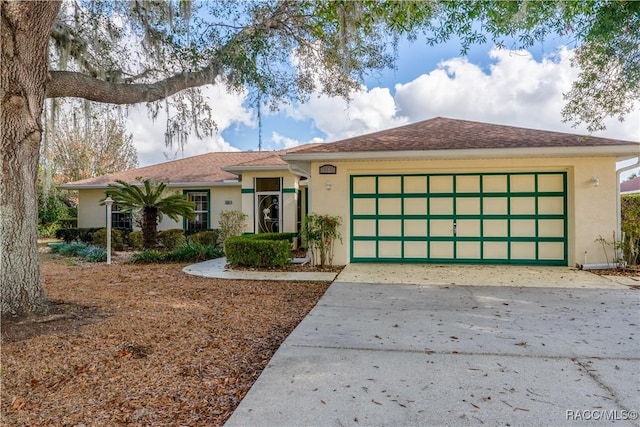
[379,241,402,258]
[352,177,376,194]
[538,174,564,192]
[484,242,508,259]
[456,175,480,192]
[404,176,428,193]
[430,219,454,236]
[353,219,376,236]
[404,220,427,236]
[379,220,401,236]
[538,219,564,237]
[511,197,536,214]
[457,242,481,258]
[511,175,536,192]
[379,198,401,215]
[350,173,566,265]
[457,220,480,237]
[404,198,427,215]
[483,175,507,192]
[430,241,453,258]
[353,240,376,258]
[353,198,376,215]
[430,198,453,215]
[456,197,480,215]
[484,197,508,214]
[379,176,402,193]
[404,241,427,258]
[430,176,453,193]
[538,197,564,215]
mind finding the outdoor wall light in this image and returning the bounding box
[325,181,332,190]
[591,177,600,187]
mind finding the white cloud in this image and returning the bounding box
[126,83,252,166]
[286,86,408,141]
[270,132,324,150]
[394,47,640,142]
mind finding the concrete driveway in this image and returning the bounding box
[226,267,640,426]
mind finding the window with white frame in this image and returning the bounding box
[184,190,209,232]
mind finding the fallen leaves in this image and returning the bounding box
[1,257,330,426]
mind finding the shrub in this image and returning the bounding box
[164,243,224,262]
[157,229,186,250]
[225,233,294,267]
[130,244,224,264]
[219,210,247,245]
[189,230,221,247]
[621,194,640,265]
[130,249,166,264]
[128,230,144,249]
[38,222,60,239]
[92,228,126,251]
[55,227,100,243]
[78,246,107,262]
[302,213,342,266]
[51,241,89,256]
[49,242,106,262]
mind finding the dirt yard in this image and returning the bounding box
[1,254,330,426]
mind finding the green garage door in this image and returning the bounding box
[350,172,567,265]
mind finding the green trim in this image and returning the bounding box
[350,172,568,266]
[183,189,211,231]
[241,188,255,194]
[283,188,298,193]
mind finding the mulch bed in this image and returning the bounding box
[1,255,330,426]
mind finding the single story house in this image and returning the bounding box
[62,117,640,267]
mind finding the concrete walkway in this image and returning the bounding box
[183,257,338,282]
[226,272,640,426]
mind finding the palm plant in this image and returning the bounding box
[103,179,195,249]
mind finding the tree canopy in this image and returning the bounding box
[45,1,640,136]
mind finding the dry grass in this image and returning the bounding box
[1,253,329,426]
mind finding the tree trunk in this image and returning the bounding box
[1,1,61,315]
[142,207,158,249]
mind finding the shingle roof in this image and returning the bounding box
[62,151,272,187]
[621,176,640,193]
[290,117,639,154]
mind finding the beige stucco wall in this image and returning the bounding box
[308,156,619,266]
[76,185,242,231]
[240,170,300,234]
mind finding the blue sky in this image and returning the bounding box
[126,34,639,176]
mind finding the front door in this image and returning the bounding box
[256,192,281,233]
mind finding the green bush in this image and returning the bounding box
[128,230,144,249]
[78,246,107,262]
[130,249,166,264]
[130,243,224,264]
[49,242,106,262]
[51,241,89,256]
[55,227,101,243]
[92,228,126,251]
[164,243,224,262]
[38,222,60,238]
[189,230,221,247]
[157,229,186,250]
[302,213,342,266]
[219,210,247,245]
[225,233,294,267]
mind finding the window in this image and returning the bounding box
[184,190,209,232]
[111,204,132,230]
